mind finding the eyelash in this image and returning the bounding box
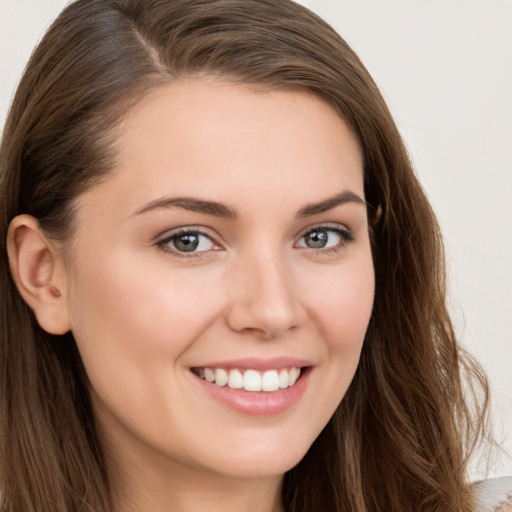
[296,225,355,256]
[156,228,219,258]
[156,225,355,258]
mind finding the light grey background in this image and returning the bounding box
[296,0,512,478]
[1,0,511,478]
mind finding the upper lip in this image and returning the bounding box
[191,357,313,371]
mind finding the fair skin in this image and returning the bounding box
[8,79,375,512]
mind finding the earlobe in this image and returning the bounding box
[7,214,71,335]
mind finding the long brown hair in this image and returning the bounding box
[0,0,490,510]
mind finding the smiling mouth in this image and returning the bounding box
[191,367,302,392]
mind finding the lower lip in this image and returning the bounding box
[191,368,311,416]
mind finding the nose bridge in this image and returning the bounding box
[226,243,304,338]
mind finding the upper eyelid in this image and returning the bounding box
[156,226,219,243]
[156,222,350,239]
[155,229,221,258]
[154,222,353,251]
[295,222,352,239]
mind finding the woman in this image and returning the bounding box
[0,0,510,511]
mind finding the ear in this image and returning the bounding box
[7,214,71,335]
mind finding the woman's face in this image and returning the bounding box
[63,79,375,481]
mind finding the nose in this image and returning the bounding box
[225,249,306,339]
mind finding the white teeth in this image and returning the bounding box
[196,366,302,392]
[244,369,262,391]
[261,370,279,392]
[228,369,244,389]
[278,369,289,389]
[214,368,228,386]
[288,367,300,386]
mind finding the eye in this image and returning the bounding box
[296,226,353,251]
[157,229,219,255]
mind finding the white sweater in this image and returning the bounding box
[473,477,512,511]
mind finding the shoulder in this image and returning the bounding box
[472,477,512,512]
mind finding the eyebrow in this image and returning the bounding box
[134,197,238,219]
[133,190,366,219]
[296,190,367,217]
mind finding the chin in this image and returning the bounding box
[193,427,319,479]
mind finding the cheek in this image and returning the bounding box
[302,256,375,354]
[283,255,374,445]
[66,251,225,383]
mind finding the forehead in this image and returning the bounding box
[76,78,364,222]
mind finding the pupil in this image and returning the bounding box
[175,234,199,252]
[305,230,328,248]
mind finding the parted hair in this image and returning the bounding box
[0,1,490,511]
